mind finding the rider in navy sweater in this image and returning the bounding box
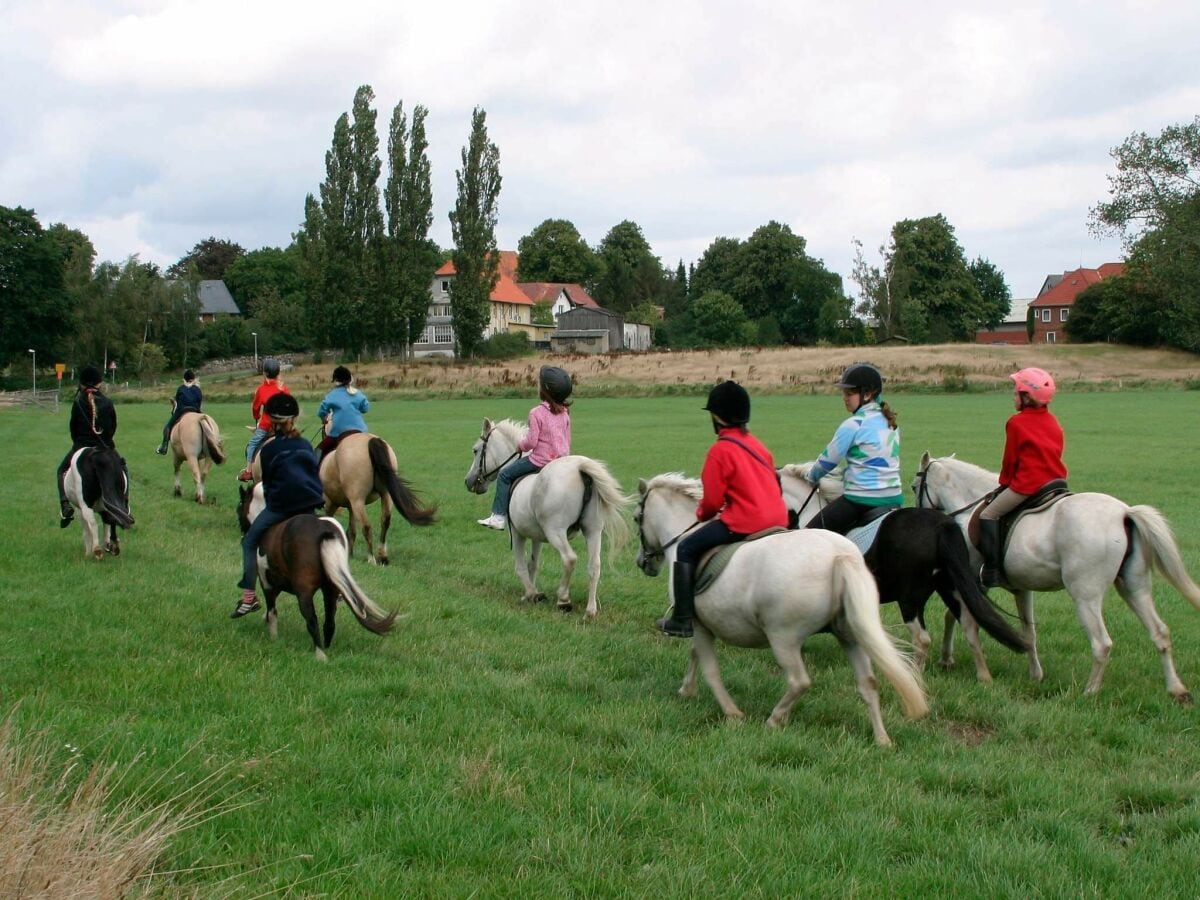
[232,392,325,619]
[156,370,203,454]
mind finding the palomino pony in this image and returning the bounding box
[465,418,631,618]
[780,463,1028,680]
[635,473,928,745]
[320,433,437,564]
[914,452,1200,700]
[169,410,226,503]
[63,446,135,559]
[237,483,397,660]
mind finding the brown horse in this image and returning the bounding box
[320,433,437,565]
[169,411,226,503]
[237,484,397,660]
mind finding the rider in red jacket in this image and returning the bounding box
[657,381,788,638]
[978,367,1067,586]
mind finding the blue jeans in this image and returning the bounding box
[245,427,270,464]
[491,457,540,516]
[239,507,290,590]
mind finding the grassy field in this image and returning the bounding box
[3,390,1200,896]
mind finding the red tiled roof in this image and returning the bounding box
[518,282,600,309]
[435,251,531,305]
[1029,264,1125,308]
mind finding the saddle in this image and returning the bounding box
[967,479,1071,561]
[843,509,896,555]
[694,526,789,595]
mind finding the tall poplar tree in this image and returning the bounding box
[448,107,501,357]
[384,101,439,357]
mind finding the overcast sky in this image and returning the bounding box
[3,1,1198,301]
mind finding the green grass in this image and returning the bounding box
[3,392,1200,895]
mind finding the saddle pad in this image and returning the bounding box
[695,526,788,595]
[845,511,895,555]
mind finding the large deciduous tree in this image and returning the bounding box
[449,107,502,357]
[383,101,439,357]
[0,206,74,367]
[516,219,601,285]
[167,237,245,280]
[968,257,1012,330]
[887,214,982,343]
[591,220,671,314]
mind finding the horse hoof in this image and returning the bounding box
[92,550,104,561]
[105,544,120,556]
[938,659,956,671]
[377,556,389,566]
[557,602,573,614]
[528,592,548,604]
[1174,691,1194,707]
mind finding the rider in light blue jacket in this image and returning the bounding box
[315,366,369,460]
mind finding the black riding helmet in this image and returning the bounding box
[835,363,883,397]
[703,380,750,426]
[80,365,103,387]
[540,366,573,404]
[262,358,281,378]
[332,365,352,385]
[264,392,299,420]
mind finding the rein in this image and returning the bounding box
[471,428,521,491]
[914,461,992,517]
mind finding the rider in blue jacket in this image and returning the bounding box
[315,366,370,461]
[156,370,203,454]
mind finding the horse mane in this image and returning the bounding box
[931,454,995,479]
[491,418,528,444]
[779,461,845,500]
[643,472,703,502]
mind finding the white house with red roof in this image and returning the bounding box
[1027,263,1124,344]
[414,251,603,356]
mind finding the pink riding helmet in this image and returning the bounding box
[1010,367,1056,404]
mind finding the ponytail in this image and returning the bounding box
[880,400,898,430]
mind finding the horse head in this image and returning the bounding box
[635,474,702,576]
[465,418,524,494]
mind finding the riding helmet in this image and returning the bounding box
[262,357,281,378]
[835,363,884,397]
[703,380,751,426]
[540,366,573,404]
[264,392,299,420]
[332,365,353,385]
[79,365,103,387]
[1010,367,1056,405]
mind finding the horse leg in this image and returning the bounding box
[188,455,204,503]
[546,530,578,612]
[510,532,539,603]
[1069,590,1113,694]
[172,457,183,497]
[297,589,327,662]
[1115,566,1192,703]
[80,507,101,560]
[679,645,699,698]
[375,495,392,566]
[581,524,604,619]
[841,639,892,747]
[692,625,745,721]
[350,499,375,565]
[764,632,812,729]
[104,521,120,557]
[939,608,957,669]
[265,590,280,640]
[898,597,932,670]
[1014,590,1044,682]
[322,585,338,650]
[955,603,993,683]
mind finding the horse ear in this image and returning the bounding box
[920,451,931,468]
[637,478,648,495]
[482,417,493,433]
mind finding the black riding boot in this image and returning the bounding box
[978,519,1002,587]
[657,561,697,637]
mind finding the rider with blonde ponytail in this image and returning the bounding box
[56,365,119,527]
[804,363,902,534]
[978,367,1067,587]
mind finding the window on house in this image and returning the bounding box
[1060,308,1069,321]
[434,325,453,343]
[441,280,450,294]
[1041,309,1051,322]
[1046,331,1056,343]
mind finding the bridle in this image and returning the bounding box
[470,427,521,493]
[635,487,702,569]
[913,460,991,518]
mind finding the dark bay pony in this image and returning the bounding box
[320,433,438,565]
[780,463,1028,681]
[237,483,397,660]
[63,446,135,559]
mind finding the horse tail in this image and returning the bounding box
[1125,506,1200,610]
[200,415,227,465]
[834,551,929,720]
[318,518,397,634]
[935,519,1028,652]
[367,437,437,526]
[577,458,632,556]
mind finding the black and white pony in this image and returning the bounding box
[63,446,134,559]
[780,463,1028,681]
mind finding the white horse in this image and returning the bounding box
[464,418,631,618]
[635,473,928,746]
[914,452,1200,701]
